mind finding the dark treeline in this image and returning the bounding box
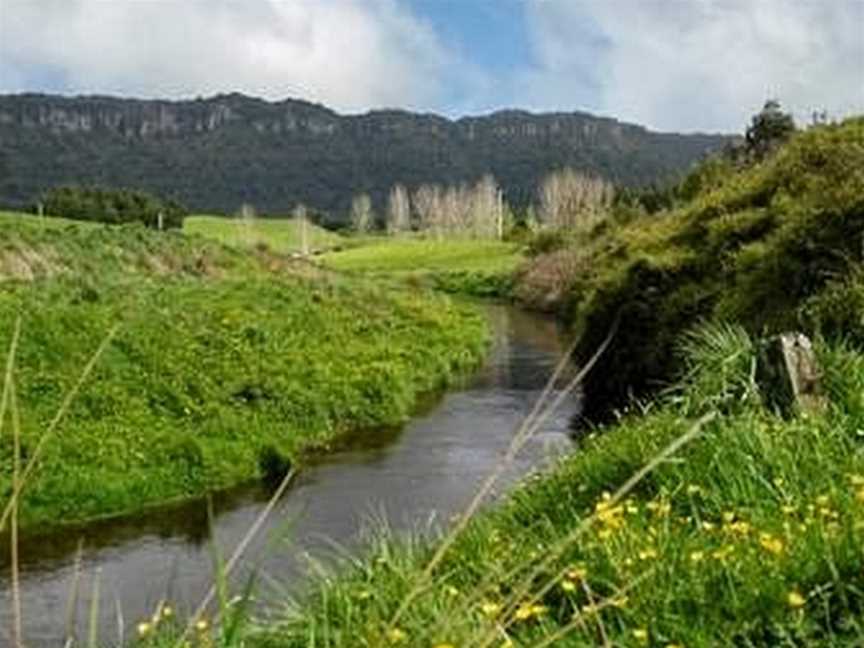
[40,186,187,229]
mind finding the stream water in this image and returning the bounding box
[0,305,577,646]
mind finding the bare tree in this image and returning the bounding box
[387,184,410,235]
[293,203,309,255]
[350,193,373,234]
[236,203,257,247]
[467,174,500,239]
[538,169,614,230]
[413,184,444,238]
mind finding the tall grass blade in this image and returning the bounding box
[176,468,297,647]
[87,567,101,648]
[388,316,619,632]
[0,325,119,533]
[10,374,23,648]
[64,539,86,645]
[472,412,714,648]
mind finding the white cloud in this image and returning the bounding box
[520,0,864,132]
[0,0,861,132]
[0,0,457,112]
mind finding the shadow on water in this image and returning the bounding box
[0,304,578,646]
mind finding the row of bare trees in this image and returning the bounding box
[537,168,614,231]
[351,176,505,239]
[350,167,613,237]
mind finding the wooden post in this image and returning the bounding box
[157,211,164,231]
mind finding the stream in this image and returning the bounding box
[0,305,578,646]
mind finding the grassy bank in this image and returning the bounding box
[239,325,864,647]
[184,215,341,254]
[323,238,524,298]
[0,219,489,529]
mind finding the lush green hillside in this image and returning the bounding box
[184,215,342,254]
[0,219,488,529]
[0,93,732,217]
[517,117,864,418]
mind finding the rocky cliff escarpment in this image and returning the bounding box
[0,93,733,217]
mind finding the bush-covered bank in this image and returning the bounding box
[239,325,864,648]
[0,224,489,529]
[516,117,864,419]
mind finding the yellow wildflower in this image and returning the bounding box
[514,603,546,621]
[566,566,588,582]
[781,504,797,516]
[689,551,705,563]
[161,605,174,619]
[561,579,577,593]
[759,533,784,555]
[480,601,502,617]
[647,500,672,517]
[633,628,649,644]
[712,545,734,561]
[638,547,658,561]
[816,495,831,507]
[701,521,716,531]
[387,627,407,644]
[195,618,209,633]
[136,622,152,637]
[611,595,629,608]
[849,474,864,487]
[433,644,456,648]
[788,590,806,608]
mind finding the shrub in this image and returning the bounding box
[41,185,187,228]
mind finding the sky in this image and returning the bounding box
[0,0,862,133]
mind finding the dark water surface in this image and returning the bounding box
[0,305,577,646]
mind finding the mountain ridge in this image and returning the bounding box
[0,92,734,218]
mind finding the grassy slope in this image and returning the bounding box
[323,238,525,298]
[184,215,342,254]
[0,217,488,529]
[247,325,864,648]
[518,118,864,418]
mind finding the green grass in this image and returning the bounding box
[0,222,489,529]
[184,215,342,254]
[323,239,523,274]
[235,325,864,648]
[0,209,98,230]
[322,238,525,299]
[0,213,268,282]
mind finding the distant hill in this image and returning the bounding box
[0,93,733,220]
